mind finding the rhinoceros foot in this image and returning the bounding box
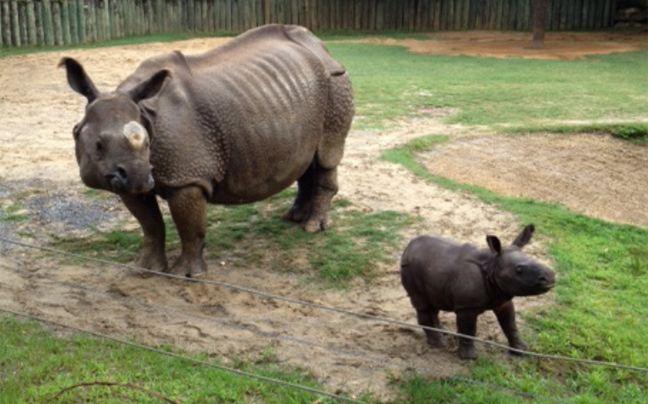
[458,344,477,360]
[171,254,208,278]
[303,213,331,233]
[508,340,528,356]
[281,201,312,223]
[135,248,168,274]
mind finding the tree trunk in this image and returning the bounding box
[532,0,547,49]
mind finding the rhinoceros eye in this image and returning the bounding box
[95,141,103,153]
[515,265,524,274]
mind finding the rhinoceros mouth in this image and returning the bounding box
[106,171,155,194]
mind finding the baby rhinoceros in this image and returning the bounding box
[400,225,555,360]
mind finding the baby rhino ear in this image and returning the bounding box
[512,224,535,248]
[486,235,502,255]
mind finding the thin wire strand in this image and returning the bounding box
[1,236,646,374]
[31,276,569,403]
[1,307,371,404]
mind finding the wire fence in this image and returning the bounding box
[1,235,646,403]
[1,307,372,404]
[5,271,570,403]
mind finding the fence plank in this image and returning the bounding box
[52,0,62,45]
[18,0,26,46]
[10,0,20,46]
[0,0,624,49]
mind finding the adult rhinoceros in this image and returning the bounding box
[59,24,354,277]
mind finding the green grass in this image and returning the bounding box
[0,315,356,404]
[50,190,415,286]
[0,201,30,223]
[324,43,648,130]
[382,135,648,404]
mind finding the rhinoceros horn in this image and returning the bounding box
[123,121,148,150]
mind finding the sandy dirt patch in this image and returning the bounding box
[420,133,648,228]
[359,30,648,60]
[0,33,645,399]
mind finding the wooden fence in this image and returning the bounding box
[0,0,619,48]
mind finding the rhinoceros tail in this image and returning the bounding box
[282,25,346,77]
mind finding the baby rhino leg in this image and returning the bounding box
[494,300,528,355]
[456,310,479,359]
[409,294,444,347]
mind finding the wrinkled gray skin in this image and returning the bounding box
[59,24,354,277]
[400,225,556,359]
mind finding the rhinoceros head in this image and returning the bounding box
[59,57,169,194]
[486,224,556,297]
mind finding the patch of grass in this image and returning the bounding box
[49,229,143,264]
[0,201,30,222]
[502,122,648,144]
[0,314,355,404]
[383,135,648,404]
[49,189,415,286]
[209,190,416,285]
[324,44,648,130]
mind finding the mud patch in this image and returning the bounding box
[418,133,648,228]
[357,31,648,60]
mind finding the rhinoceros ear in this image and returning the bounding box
[126,69,171,103]
[512,224,535,248]
[58,57,100,104]
[486,235,502,255]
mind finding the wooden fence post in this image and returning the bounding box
[19,0,27,46]
[10,0,20,47]
[0,1,3,47]
[53,0,64,45]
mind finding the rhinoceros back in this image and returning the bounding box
[401,236,489,311]
[131,25,347,202]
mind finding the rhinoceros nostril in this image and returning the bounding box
[116,166,128,181]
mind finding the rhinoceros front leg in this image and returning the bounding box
[167,186,208,277]
[119,193,168,272]
[456,310,479,360]
[302,165,338,233]
[493,300,528,355]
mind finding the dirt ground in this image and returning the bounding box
[0,32,646,400]
[362,30,648,59]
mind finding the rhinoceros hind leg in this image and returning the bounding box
[302,165,337,233]
[417,308,444,348]
[119,194,168,273]
[282,163,315,223]
[168,186,209,277]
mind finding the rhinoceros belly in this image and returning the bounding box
[205,49,326,204]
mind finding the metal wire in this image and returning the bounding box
[1,235,647,375]
[24,274,569,403]
[0,307,372,404]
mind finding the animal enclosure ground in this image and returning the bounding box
[0,32,646,400]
